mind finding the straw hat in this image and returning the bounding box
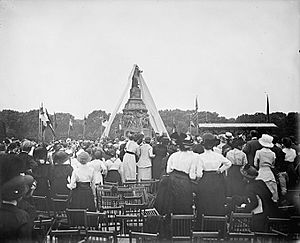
[258,134,274,148]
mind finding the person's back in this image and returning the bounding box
[242,130,262,166]
[0,203,32,243]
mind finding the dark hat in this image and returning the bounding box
[231,137,245,149]
[33,146,48,160]
[240,164,258,179]
[2,174,34,200]
[201,133,216,149]
[0,154,34,200]
[53,150,70,164]
[144,137,151,143]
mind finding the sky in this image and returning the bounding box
[0,0,299,120]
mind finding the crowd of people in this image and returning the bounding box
[0,129,299,241]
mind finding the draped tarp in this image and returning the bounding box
[101,64,169,138]
[139,71,169,138]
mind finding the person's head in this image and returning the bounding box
[52,150,70,165]
[240,164,258,183]
[21,140,33,153]
[144,137,151,144]
[106,147,117,158]
[250,130,259,139]
[258,134,274,149]
[282,137,292,148]
[77,151,91,164]
[201,133,217,150]
[177,133,194,151]
[94,150,103,160]
[231,137,245,150]
[33,146,48,163]
[192,143,204,154]
[6,142,18,154]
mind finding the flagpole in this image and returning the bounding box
[38,106,41,143]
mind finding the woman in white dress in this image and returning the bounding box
[122,134,140,181]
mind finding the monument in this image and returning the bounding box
[122,65,152,137]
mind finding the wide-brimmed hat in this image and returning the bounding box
[182,134,194,148]
[1,174,34,200]
[258,134,274,148]
[240,164,258,179]
[77,151,90,164]
[53,150,70,164]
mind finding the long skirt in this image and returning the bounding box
[69,182,96,211]
[137,166,152,181]
[226,165,245,196]
[168,170,193,214]
[196,171,226,226]
[105,170,122,185]
[123,153,137,181]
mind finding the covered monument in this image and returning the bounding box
[101,65,169,138]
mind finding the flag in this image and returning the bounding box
[69,118,73,130]
[192,96,198,124]
[54,112,58,129]
[102,119,109,128]
[39,104,48,132]
[190,120,195,127]
[266,94,270,123]
[172,117,177,133]
[83,116,87,126]
[45,109,56,136]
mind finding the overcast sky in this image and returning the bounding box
[0,0,299,119]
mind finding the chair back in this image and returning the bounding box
[129,231,159,243]
[201,215,228,238]
[101,196,120,208]
[170,214,194,239]
[192,231,222,243]
[32,195,50,218]
[66,208,88,228]
[229,212,253,233]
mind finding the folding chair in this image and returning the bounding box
[101,196,120,208]
[49,229,82,243]
[200,215,228,239]
[66,208,88,230]
[33,218,55,243]
[267,217,290,235]
[32,195,51,219]
[115,214,144,237]
[129,230,159,243]
[123,203,146,216]
[85,230,117,243]
[191,231,222,243]
[123,195,144,205]
[99,206,123,231]
[51,197,68,228]
[229,212,253,233]
[170,214,194,242]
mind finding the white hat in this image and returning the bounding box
[258,134,274,148]
[225,132,233,139]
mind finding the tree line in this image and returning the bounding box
[0,109,298,142]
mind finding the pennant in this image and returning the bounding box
[69,118,73,130]
[102,119,109,128]
[190,120,195,127]
[39,105,48,131]
[172,117,177,133]
[83,116,87,126]
[45,109,56,136]
[54,112,58,129]
[266,94,270,123]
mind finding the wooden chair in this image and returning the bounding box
[100,196,120,208]
[123,203,146,216]
[32,195,51,219]
[191,231,222,243]
[33,218,55,243]
[170,214,194,242]
[129,230,159,243]
[51,197,68,228]
[115,215,144,236]
[123,195,144,205]
[85,230,117,243]
[99,206,123,231]
[49,229,82,242]
[200,215,228,239]
[66,208,88,229]
[267,217,290,235]
[229,212,253,234]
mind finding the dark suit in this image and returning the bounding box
[0,203,32,243]
[242,139,262,166]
